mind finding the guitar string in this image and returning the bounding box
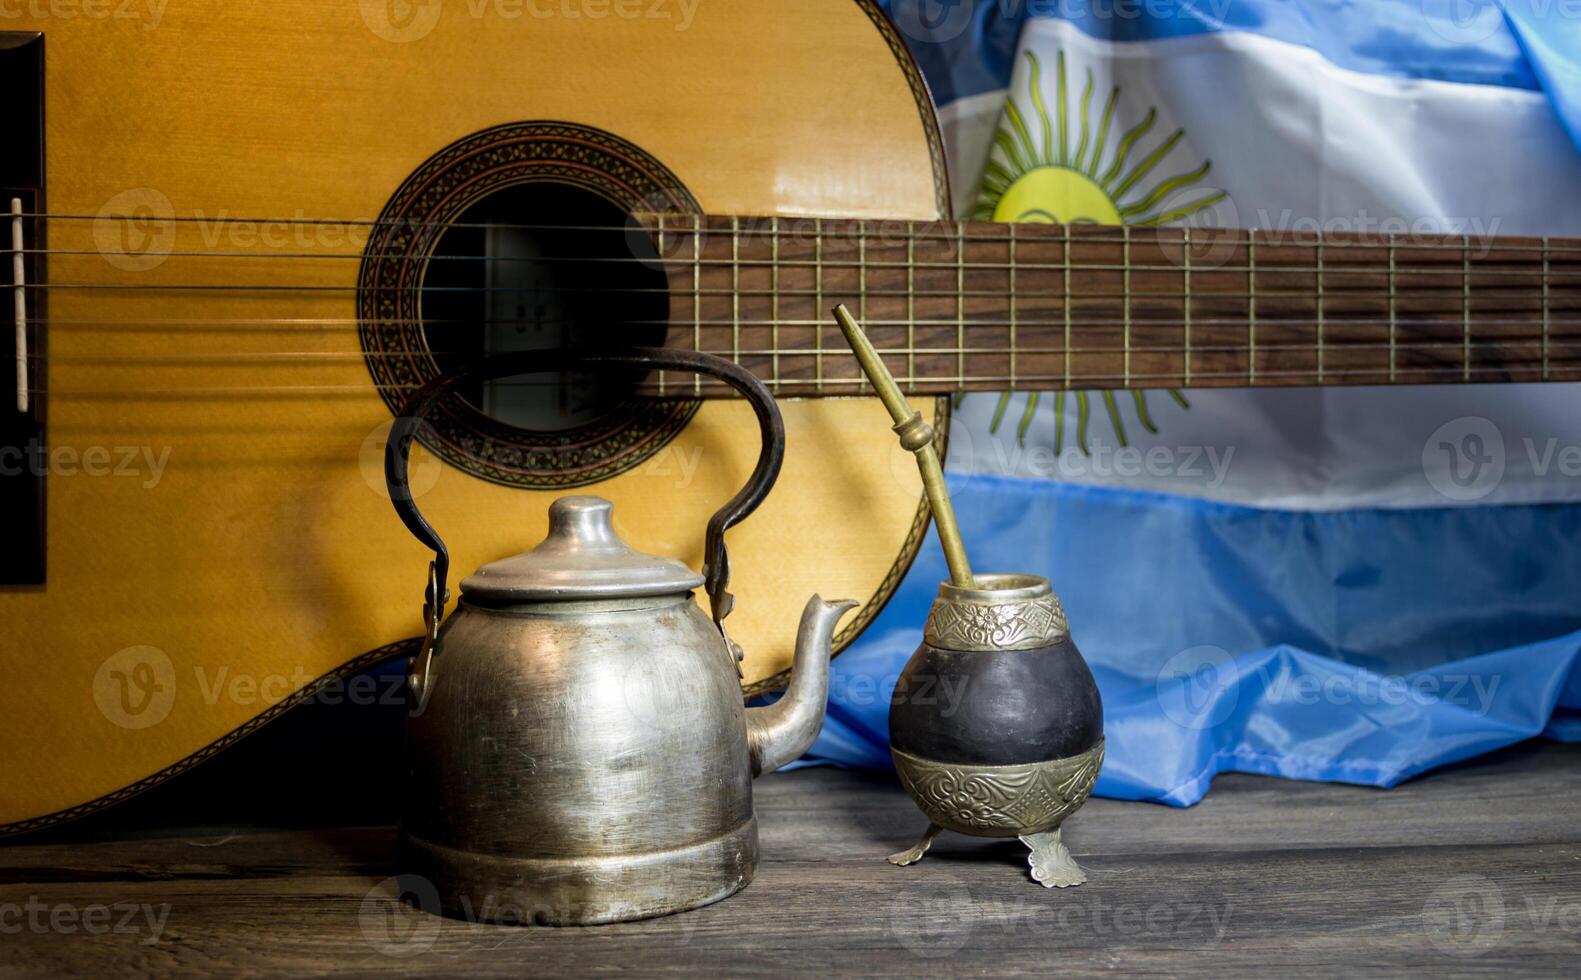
[19,211,1581,256]
[23,313,1581,359]
[21,281,1581,296]
[28,315,1581,328]
[20,247,1581,274]
[21,360,1581,397]
[26,339,1581,364]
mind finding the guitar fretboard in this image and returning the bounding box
[638,215,1581,396]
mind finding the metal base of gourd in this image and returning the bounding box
[400,817,758,926]
[884,741,1104,889]
[886,823,1088,888]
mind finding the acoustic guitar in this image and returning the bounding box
[1,1,1576,835]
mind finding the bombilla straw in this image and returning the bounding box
[831,304,974,589]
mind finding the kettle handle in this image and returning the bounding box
[384,347,786,660]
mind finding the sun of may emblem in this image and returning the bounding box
[972,50,1226,451]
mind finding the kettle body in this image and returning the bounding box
[402,531,753,925]
[384,350,852,925]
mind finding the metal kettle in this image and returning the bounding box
[383,348,854,926]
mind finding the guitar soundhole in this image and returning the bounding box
[358,121,703,489]
[420,184,668,431]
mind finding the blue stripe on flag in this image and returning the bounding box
[798,473,1581,805]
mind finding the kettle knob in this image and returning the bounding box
[545,496,621,551]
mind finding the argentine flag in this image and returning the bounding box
[804,0,1581,805]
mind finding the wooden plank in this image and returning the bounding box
[1,742,1578,977]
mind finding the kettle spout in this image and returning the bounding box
[745,595,858,777]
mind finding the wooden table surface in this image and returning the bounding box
[2,741,1579,977]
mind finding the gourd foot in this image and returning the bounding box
[887,823,943,866]
[1020,828,1086,888]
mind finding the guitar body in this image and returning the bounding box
[0,1,949,832]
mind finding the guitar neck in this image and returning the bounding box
[639,215,1581,396]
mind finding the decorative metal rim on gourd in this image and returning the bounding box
[923,574,1070,652]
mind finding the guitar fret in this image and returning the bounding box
[1122,225,1132,388]
[731,215,741,368]
[1542,235,1551,381]
[1062,223,1072,390]
[692,214,702,396]
[1009,223,1018,390]
[656,213,666,396]
[814,216,824,394]
[858,221,868,395]
[857,223,867,310]
[1247,235,1256,385]
[770,215,779,391]
[1461,238,1471,381]
[1181,229,1193,386]
[1316,237,1325,384]
[956,221,966,391]
[906,229,916,390]
[1387,241,1397,383]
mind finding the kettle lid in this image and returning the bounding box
[460,496,705,601]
